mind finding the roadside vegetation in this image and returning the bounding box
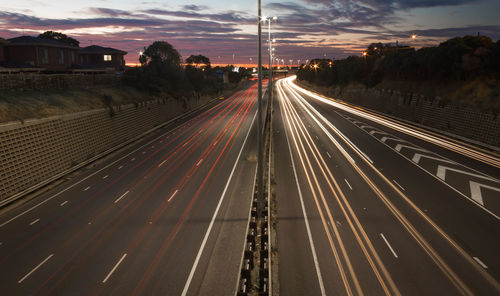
[297,35,500,116]
[0,34,250,123]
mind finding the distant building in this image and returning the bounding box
[78,45,127,72]
[3,36,78,71]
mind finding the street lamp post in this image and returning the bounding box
[257,0,264,217]
[266,16,277,130]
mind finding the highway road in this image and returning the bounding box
[0,81,266,295]
[273,76,500,295]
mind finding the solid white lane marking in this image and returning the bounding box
[344,179,353,190]
[196,159,203,167]
[168,190,179,202]
[29,218,40,226]
[380,233,398,258]
[326,152,332,159]
[102,253,127,283]
[279,99,326,296]
[102,175,109,179]
[181,111,259,296]
[473,257,488,269]
[83,186,91,191]
[114,191,130,204]
[60,201,68,206]
[158,159,168,167]
[18,254,53,283]
[393,180,405,191]
[118,166,123,170]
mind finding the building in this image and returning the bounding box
[4,36,79,71]
[78,45,127,72]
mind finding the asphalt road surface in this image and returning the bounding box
[0,81,267,295]
[273,76,500,295]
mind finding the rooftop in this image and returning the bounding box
[80,45,127,55]
[7,36,78,49]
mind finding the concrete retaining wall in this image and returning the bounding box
[300,82,500,149]
[0,96,212,202]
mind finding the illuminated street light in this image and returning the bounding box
[411,34,417,39]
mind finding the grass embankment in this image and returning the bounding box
[301,78,500,117]
[0,82,241,123]
[0,86,146,123]
[375,78,500,115]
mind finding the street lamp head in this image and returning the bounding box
[362,52,367,56]
[411,34,417,39]
[272,16,278,21]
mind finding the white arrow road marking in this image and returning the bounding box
[369,130,388,136]
[469,181,500,205]
[412,153,455,164]
[436,165,495,182]
[360,125,373,129]
[380,136,406,143]
[395,144,428,153]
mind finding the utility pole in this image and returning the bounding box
[268,19,273,113]
[257,0,264,216]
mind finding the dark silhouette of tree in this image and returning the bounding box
[139,41,181,66]
[38,31,80,47]
[185,55,211,69]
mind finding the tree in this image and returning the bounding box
[139,41,181,66]
[38,31,79,47]
[185,55,211,69]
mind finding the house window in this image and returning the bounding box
[104,55,112,61]
[41,49,49,64]
[59,50,64,64]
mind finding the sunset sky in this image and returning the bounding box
[1,0,499,65]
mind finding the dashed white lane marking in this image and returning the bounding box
[118,166,123,170]
[29,218,40,226]
[196,159,203,167]
[114,191,130,204]
[18,254,54,283]
[131,158,135,161]
[344,179,353,190]
[213,140,218,146]
[158,159,168,168]
[60,201,68,206]
[393,180,405,191]
[102,253,127,283]
[142,151,146,154]
[473,257,488,269]
[83,186,91,191]
[380,233,398,258]
[168,190,179,202]
[315,136,319,140]
[102,175,109,179]
[326,152,332,159]
[183,142,188,147]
